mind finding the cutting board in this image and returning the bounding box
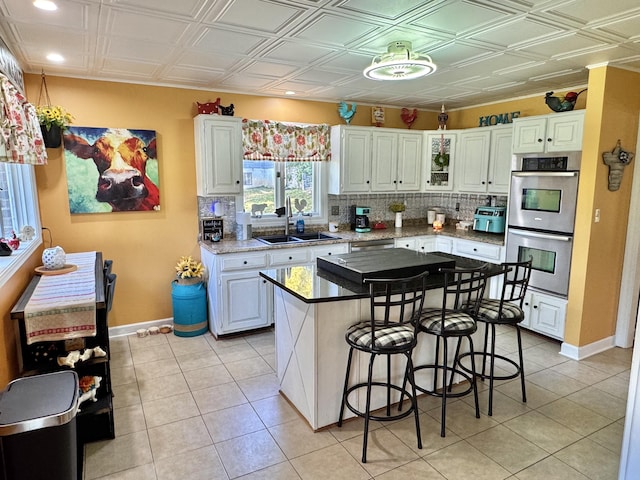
[317,248,455,284]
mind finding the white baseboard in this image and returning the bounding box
[560,336,616,360]
[109,318,174,338]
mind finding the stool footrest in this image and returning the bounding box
[458,352,522,381]
[412,364,475,398]
[343,382,418,422]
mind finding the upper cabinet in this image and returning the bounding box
[194,115,243,196]
[329,125,372,194]
[329,126,423,194]
[456,125,512,194]
[371,130,423,192]
[423,132,457,191]
[512,110,584,154]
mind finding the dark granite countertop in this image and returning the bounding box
[201,224,504,255]
[259,252,503,304]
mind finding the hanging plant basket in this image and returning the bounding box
[40,124,62,148]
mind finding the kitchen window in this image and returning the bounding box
[242,120,330,224]
[0,161,42,288]
[242,160,325,220]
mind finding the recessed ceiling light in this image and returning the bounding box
[33,0,58,11]
[285,91,296,95]
[46,53,64,62]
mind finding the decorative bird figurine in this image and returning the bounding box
[338,102,357,124]
[545,89,587,112]
[401,108,418,129]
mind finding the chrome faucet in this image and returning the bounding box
[284,196,292,236]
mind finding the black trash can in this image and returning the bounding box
[0,371,79,480]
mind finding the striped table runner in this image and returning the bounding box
[24,251,97,345]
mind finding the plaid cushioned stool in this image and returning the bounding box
[458,259,532,416]
[402,265,487,438]
[338,271,428,463]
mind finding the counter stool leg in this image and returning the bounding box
[338,347,355,427]
[488,324,497,416]
[469,335,481,420]
[516,325,527,404]
[406,353,422,450]
[440,338,449,438]
[362,353,377,463]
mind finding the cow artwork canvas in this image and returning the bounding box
[63,127,160,213]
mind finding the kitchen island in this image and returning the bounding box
[259,250,502,430]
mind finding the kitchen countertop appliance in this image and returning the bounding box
[350,205,371,233]
[473,206,506,233]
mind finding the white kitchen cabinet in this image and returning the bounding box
[423,132,457,191]
[453,238,503,264]
[456,129,491,193]
[487,126,513,194]
[194,115,243,195]
[201,248,271,337]
[328,125,372,194]
[436,237,454,254]
[330,126,423,194]
[521,291,567,340]
[456,126,512,194]
[201,242,349,337]
[395,237,418,250]
[371,131,423,192]
[512,111,584,154]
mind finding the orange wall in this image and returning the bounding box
[0,69,631,386]
[565,66,640,346]
[0,250,42,385]
[20,74,438,332]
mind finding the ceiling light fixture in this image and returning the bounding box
[46,53,64,62]
[363,41,436,81]
[33,0,58,11]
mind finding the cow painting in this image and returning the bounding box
[63,127,160,213]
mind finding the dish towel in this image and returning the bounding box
[24,251,97,345]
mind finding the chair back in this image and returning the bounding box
[365,271,429,328]
[499,258,532,308]
[440,265,488,318]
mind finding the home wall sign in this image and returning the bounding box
[478,111,520,127]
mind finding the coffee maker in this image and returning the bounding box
[350,205,371,232]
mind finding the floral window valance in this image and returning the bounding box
[242,119,330,162]
[0,74,47,165]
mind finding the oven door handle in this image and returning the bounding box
[509,229,572,241]
[512,171,578,178]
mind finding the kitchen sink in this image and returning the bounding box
[256,233,341,245]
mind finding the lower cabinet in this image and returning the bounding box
[521,291,567,340]
[201,243,348,336]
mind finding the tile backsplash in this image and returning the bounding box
[328,193,507,226]
[198,193,507,238]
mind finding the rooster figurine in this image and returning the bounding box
[338,102,357,124]
[401,108,418,129]
[545,89,587,112]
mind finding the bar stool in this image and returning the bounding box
[338,271,428,463]
[459,259,532,416]
[405,266,487,438]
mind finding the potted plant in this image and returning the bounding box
[174,256,204,285]
[389,202,406,228]
[172,256,208,337]
[36,105,74,148]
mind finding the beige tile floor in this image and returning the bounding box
[83,325,631,480]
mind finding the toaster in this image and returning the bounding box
[473,206,506,233]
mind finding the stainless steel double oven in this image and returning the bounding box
[506,153,580,297]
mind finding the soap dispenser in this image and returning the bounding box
[296,213,305,234]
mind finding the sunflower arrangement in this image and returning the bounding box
[36,105,74,131]
[175,256,204,279]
